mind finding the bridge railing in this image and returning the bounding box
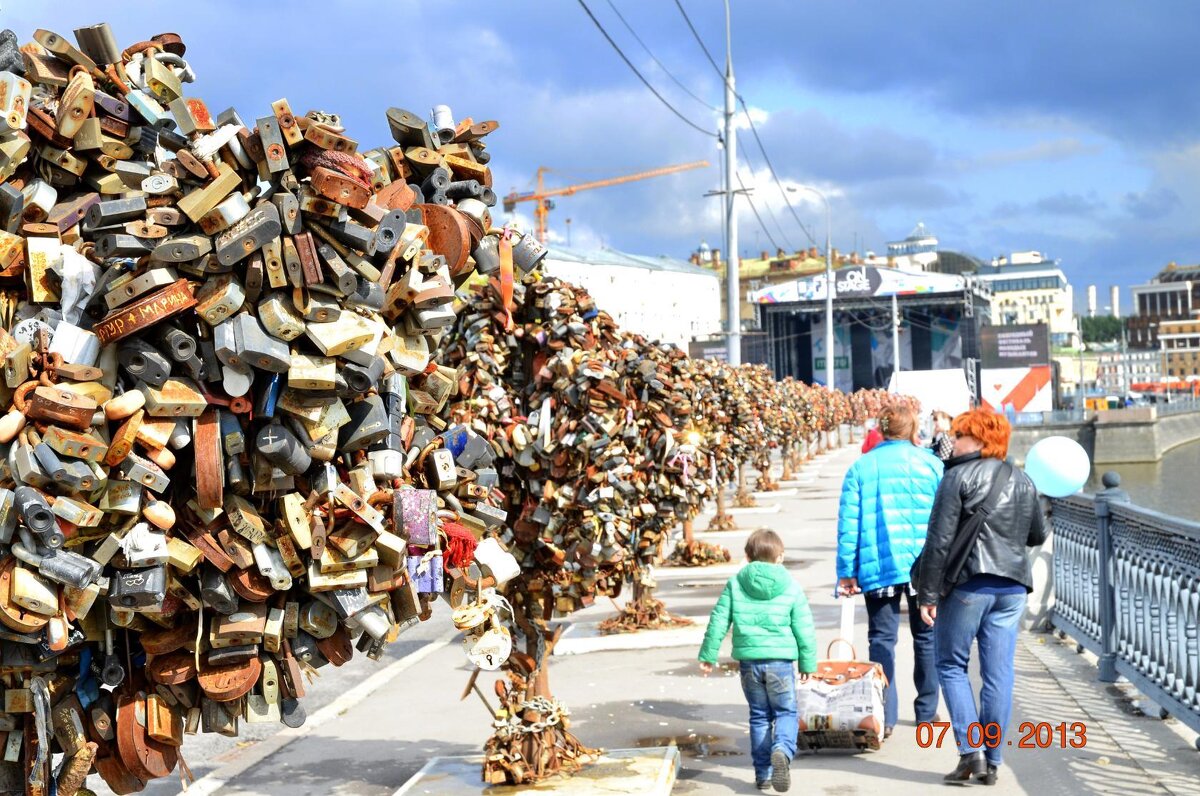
[1050,485,1200,737]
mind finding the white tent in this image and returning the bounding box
[887,369,973,417]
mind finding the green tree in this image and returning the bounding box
[1081,315,1123,343]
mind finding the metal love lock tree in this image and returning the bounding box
[0,20,530,796]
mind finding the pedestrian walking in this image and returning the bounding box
[916,408,1048,786]
[929,410,955,462]
[861,421,884,454]
[836,404,943,737]
[698,529,817,792]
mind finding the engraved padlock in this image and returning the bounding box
[255,423,311,476]
[108,564,167,611]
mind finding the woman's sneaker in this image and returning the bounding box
[770,749,791,792]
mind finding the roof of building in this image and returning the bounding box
[974,262,1066,277]
[544,245,716,277]
[1154,263,1200,283]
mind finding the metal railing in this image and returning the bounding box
[1153,397,1200,417]
[1050,484,1200,738]
[1011,409,1089,426]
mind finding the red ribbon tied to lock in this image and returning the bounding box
[499,228,516,331]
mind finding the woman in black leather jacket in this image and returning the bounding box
[916,409,1047,786]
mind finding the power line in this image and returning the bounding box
[604,0,719,113]
[736,170,782,252]
[673,0,723,78]
[577,0,718,139]
[671,0,821,250]
[736,138,795,252]
[738,97,818,248]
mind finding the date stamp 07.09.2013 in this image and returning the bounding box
[916,722,1088,749]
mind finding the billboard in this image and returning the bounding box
[980,323,1053,412]
[750,265,967,303]
[979,324,1050,368]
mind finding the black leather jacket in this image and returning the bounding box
[917,452,1048,606]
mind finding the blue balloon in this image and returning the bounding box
[1024,436,1091,497]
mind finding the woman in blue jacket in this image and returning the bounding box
[836,404,944,736]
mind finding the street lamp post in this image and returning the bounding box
[722,0,740,366]
[788,186,834,388]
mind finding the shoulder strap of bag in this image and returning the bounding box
[938,461,1013,591]
[974,461,1012,518]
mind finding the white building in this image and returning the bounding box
[882,221,939,271]
[973,257,1078,347]
[1087,285,1097,317]
[540,246,721,348]
[1097,349,1161,393]
[1111,285,1120,317]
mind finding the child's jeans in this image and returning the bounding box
[739,660,798,782]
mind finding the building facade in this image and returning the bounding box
[541,246,721,348]
[1158,318,1200,379]
[1128,263,1200,349]
[972,260,1077,347]
[1096,349,1162,393]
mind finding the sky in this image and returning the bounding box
[7,0,1200,313]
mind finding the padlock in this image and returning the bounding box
[196,568,238,618]
[338,394,388,451]
[394,489,437,546]
[215,203,282,266]
[108,564,167,610]
[14,486,62,548]
[287,354,336,391]
[194,273,245,325]
[258,293,305,341]
[225,312,286,373]
[118,338,172,389]
[425,447,457,490]
[200,697,239,737]
[244,658,282,724]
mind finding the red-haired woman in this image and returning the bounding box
[916,409,1047,786]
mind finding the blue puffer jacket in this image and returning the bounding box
[837,440,944,593]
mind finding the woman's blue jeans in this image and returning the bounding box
[934,588,1026,766]
[739,660,798,782]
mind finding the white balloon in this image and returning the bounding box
[1024,436,1091,498]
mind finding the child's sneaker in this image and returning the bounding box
[770,749,791,792]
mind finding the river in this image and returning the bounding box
[1086,439,1200,519]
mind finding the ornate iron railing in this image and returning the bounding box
[1050,487,1200,738]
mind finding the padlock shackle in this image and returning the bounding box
[12,528,44,566]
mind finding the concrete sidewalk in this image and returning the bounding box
[161,444,1199,796]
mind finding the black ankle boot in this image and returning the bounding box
[980,764,998,786]
[943,751,986,785]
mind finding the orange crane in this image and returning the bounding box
[502,160,710,244]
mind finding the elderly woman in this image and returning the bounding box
[917,409,1047,786]
[837,404,944,738]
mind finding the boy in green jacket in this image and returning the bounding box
[699,529,817,793]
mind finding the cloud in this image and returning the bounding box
[956,138,1102,172]
[1033,192,1107,217]
[1121,187,1180,220]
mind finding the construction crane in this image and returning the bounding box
[502,160,710,244]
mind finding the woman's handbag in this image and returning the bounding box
[911,462,1012,595]
[797,601,888,752]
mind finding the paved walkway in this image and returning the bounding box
[105,443,1199,796]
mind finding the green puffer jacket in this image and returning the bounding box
[698,562,817,672]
